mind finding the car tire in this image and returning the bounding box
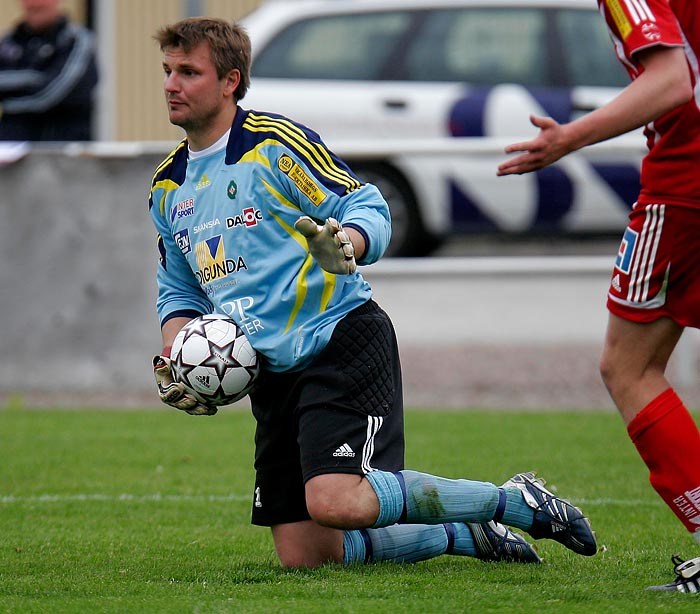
[351,162,443,257]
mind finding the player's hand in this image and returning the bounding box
[294,216,357,275]
[496,115,571,176]
[152,355,218,416]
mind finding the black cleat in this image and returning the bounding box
[468,520,542,563]
[502,471,597,556]
[647,555,700,593]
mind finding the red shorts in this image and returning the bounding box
[607,204,700,328]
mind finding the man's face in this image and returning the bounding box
[162,41,233,133]
[21,0,61,30]
[21,0,59,12]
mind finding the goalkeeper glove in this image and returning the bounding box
[152,354,218,416]
[294,216,357,275]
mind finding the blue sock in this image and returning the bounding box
[447,522,479,557]
[343,523,478,565]
[500,487,535,531]
[365,470,500,527]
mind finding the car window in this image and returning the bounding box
[557,10,629,87]
[251,12,412,80]
[405,8,547,85]
[252,5,629,88]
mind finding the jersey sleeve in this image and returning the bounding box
[149,171,213,326]
[600,0,684,54]
[327,183,391,265]
[279,151,391,264]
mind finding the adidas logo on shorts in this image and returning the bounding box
[333,443,356,458]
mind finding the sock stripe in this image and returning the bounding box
[359,529,373,563]
[443,523,456,555]
[493,488,507,522]
[394,471,408,524]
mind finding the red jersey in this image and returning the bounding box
[598,0,700,208]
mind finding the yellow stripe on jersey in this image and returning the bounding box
[268,209,308,252]
[152,139,186,181]
[244,112,362,192]
[245,114,354,190]
[261,178,302,212]
[243,138,328,207]
[268,209,337,332]
[268,210,310,333]
[285,258,336,332]
[149,140,186,216]
[319,268,335,312]
[285,256,313,334]
[151,179,181,217]
[237,139,276,168]
[606,0,633,39]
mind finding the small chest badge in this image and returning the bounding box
[227,180,238,200]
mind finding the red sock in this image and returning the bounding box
[628,388,700,533]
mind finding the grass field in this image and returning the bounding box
[1,405,699,613]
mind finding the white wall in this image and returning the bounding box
[2,149,698,408]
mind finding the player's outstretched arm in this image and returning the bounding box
[497,46,692,177]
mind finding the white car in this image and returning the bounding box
[242,0,642,256]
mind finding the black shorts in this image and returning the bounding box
[249,299,405,526]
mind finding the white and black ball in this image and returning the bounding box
[170,314,259,406]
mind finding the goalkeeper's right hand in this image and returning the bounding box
[153,355,218,416]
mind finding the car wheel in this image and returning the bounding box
[351,162,442,257]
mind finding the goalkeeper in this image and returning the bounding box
[149,17,597,568]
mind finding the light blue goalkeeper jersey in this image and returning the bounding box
[148,107,391,372]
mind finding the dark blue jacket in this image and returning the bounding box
[0,15,98,141]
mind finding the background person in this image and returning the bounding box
[497,0,700,593]
[0,0,98,141]
[149,17,597,569]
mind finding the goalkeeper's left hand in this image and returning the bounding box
[153,355,218,416]
[294,216,357,274]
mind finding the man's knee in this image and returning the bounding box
[305,473,379,529]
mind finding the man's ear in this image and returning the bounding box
[224,68,241,98]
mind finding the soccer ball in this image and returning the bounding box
[170,314,260,406]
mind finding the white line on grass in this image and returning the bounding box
[0,493,250,503]
[577,498,664,507]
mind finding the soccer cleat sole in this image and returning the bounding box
[647,555,700,593]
